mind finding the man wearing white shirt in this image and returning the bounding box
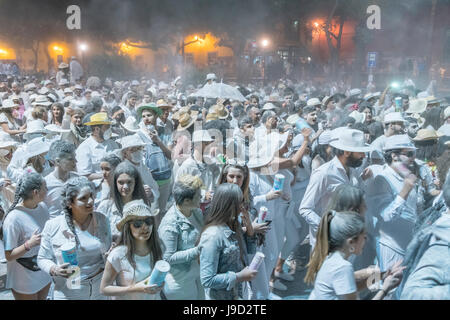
[365,135,418,273]
[299,129,372,249]
[371,112,406,153]
[76,112,119,181]
[121,93,138,119]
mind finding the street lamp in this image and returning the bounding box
[260,39,270,85]
[79,43,88,70]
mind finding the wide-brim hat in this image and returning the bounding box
[0,99,19,110]
[212,104,229,120]
[306,98,322,107]
[383,134,417,151]
[23,137,51,166]
[206,112,219,122]
[118,134,146,151]
[406,98,427,114]
[329,128,372,153]
[413,128,443,141]
[364,92,381,101]
[176,112,196,131]
[58,63,69,69]
[31,95,52,107]
[262,103,277,111]
[172,106,191,121]
[384,112,406,124]
[349,110,366,124]
[121,116,140,133]
[137,103,162,120]
[156,99,172,109]
[84,112,112,126]
[116,199,159,232]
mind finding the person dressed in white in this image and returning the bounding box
[2,173,51,300]
[100,200,164,300]
[370,112,406,155]
[69,56,83,84]
[44,140,79,219]
[299,129,373,250]
[365,135,419,274]
[306,211,404,300]
[75,112,119,181]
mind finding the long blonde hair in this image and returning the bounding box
[304,211,365,285]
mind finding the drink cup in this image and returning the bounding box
[61,242,78,266]
[146,260,170,286]
[249,252,265,271]
[273,174,285,191]
[258,206,268,223]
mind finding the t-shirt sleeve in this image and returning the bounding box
[107,247,122,273]
[3,214,21,251]
[0,113,8,124]
[332,263,357,296]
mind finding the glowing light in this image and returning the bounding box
[120,42,133,54]
[261,39,269,47]
[79,43,88,51]
[0,49,7,55]
[391,82,400,89]
[53,45,63,54]
[313,22,320,28]
[194,35,198,41]
[307,57,312,62]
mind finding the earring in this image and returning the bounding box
[350,247,355,253]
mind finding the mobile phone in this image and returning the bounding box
[264,220,272,225]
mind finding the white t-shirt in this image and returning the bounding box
[107,245,161,300]
[44,171,79,219]
[309,251,357,300]
[2,203,52,294]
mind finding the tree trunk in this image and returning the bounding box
[43,43,53,76]
[325,0,340,80]
[31,41,40,73]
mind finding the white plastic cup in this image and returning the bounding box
[146,260,170,286]
[249,252,265,271]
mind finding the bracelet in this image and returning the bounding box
[23,241,31,251]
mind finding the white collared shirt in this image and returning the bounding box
[299,156,361,248]
[76,136,119,176]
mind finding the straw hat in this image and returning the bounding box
[32,95,52,107]
[211,104,229,119]
[406,99,427,114]
[84,112,112,126]
[413,128,442,141]
[206,73,217,81]
[137,103,162,120]
[121,116,140,133]
[172,106,191,121]
[24,83,37,92]
[176,112,196,131]
[156,99,172,109]
[0,99,19,110]
[206,111,219,122]
[329,129,372,153]
[116,199,159,232]
[0,140,18,150]
[248,134,280,169]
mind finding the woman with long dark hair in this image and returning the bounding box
[1,173,51,300]
[50,103,64,127]
[100,199,163,300]
[37,176,112,300]
[97,161,150,241]
[198,183,258,300]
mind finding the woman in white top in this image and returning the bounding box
[100,199,164,300]
[0,99,26,143]
[37,176,112,300]
[97,162,152,242]
[306,211,404,300]
[1,173,52,299]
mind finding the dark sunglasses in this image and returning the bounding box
[132,217,153,228]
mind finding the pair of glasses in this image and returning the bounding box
[399,151,416,158]
[132,217,153,228]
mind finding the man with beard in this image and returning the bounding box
[299,129,372,249]
[247,106,261,126]
[371,112,406,152]
[365,135,418,284]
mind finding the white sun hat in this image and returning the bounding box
[120,116,140,133]
[32,95,52,107]
[0,99,19,110]
[384,112,406,124]
[383,134,417,151]
[405,98,427,114]
[22,137,51,167]
[329,128,372,153]
[306,98,322,107]
[349,110,366,124]
[118,134,146,151]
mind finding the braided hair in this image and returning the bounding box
[0,172,44,240]
[61,176,95,249]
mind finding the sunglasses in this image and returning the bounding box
[132,217,153,228]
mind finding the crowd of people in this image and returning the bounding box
[0,62,448,300]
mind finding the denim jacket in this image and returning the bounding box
[198,225,256,300]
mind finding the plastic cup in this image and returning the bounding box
[146,260,170,286]
[249,252,265,271]
[61,242,78,266]
[273,174,285,191]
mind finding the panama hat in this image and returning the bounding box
[23,137,51,167]
[172,106,191,121]
[383,134,417,151]
[248,134,280,169]
[24,83,37,92]
[413,128,442,141]
[306,98,322,107]
[348,88,362,97]
[406,99,427,114]
[63,88,73,94]
[121,116,140,133]
[0,99,19,110]
[156,99,172,109]
[329,128,373,153]
[118,134,146,151]
[364,92,381,101]
[205,111,219,122]
[84,112,112,126]
[137,103,162,120]
[32,95,52,107]
[116,199,159,232]
[176,112,196,131]
[58,63,69,69]
[384,112,406,124]
[211,104,230,120]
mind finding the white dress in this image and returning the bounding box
[2,203,52,294]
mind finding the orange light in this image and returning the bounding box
[53,45,63,54]
[0,49,7,55]
[120,42,133,54]
[314,22,320,28]
[194,35,198,41]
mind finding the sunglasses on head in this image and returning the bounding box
[132,217,153,228]
[226,158,247,167]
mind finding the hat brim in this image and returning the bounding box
[176,117,196,131]
[137,105,163,119]
[116,209,160,232]
[84,120,112,126]
[120,122,140,133]
[329,140,373,153]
